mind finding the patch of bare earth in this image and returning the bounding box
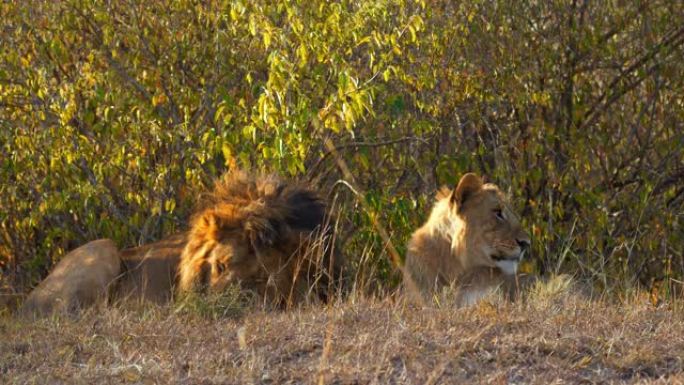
[2,292,684,384]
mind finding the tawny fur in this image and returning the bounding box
[404,173,530,305]
[21,171,339,317]
[176,171,341,306]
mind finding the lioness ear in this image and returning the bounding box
[451,173,483,210]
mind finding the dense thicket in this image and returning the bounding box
[1,0,683,295]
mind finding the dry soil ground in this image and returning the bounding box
[2,283,684,384]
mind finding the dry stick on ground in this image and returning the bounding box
[316,315,336,385]
[322,138,423,303]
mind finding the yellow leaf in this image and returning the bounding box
[263,30,271,48]
[164,199,175,212]
[152,92,167,107]
[297,44,308,66]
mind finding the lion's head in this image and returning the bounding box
[177,171,340,306]
[405,173,530,297]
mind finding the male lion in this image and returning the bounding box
[20,171,341,316]
[404,173,530,305]
[177,171,341,306]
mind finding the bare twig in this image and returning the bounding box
[321,138,423,302]
[307,136,429,180]
[580,26,684,130]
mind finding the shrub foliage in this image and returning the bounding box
[1,0,683,293]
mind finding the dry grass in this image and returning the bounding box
[2,280,684,384]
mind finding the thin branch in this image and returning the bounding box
[580,26,684,130]
[320,137,423,302]
[307,136,429,179]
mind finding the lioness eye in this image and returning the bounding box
[494,208,504,220]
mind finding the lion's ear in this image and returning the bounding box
[193,210,220,241]
[244,206,283,250]
[451,173,483,210]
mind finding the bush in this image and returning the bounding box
[1,0,682,295]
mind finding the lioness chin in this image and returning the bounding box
[404,173,531,306]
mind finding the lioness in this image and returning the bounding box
[404,173,530,305]
[20,171,341,316]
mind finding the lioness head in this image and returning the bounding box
[446,173,530,274]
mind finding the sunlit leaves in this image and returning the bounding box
[1,0,682,293]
